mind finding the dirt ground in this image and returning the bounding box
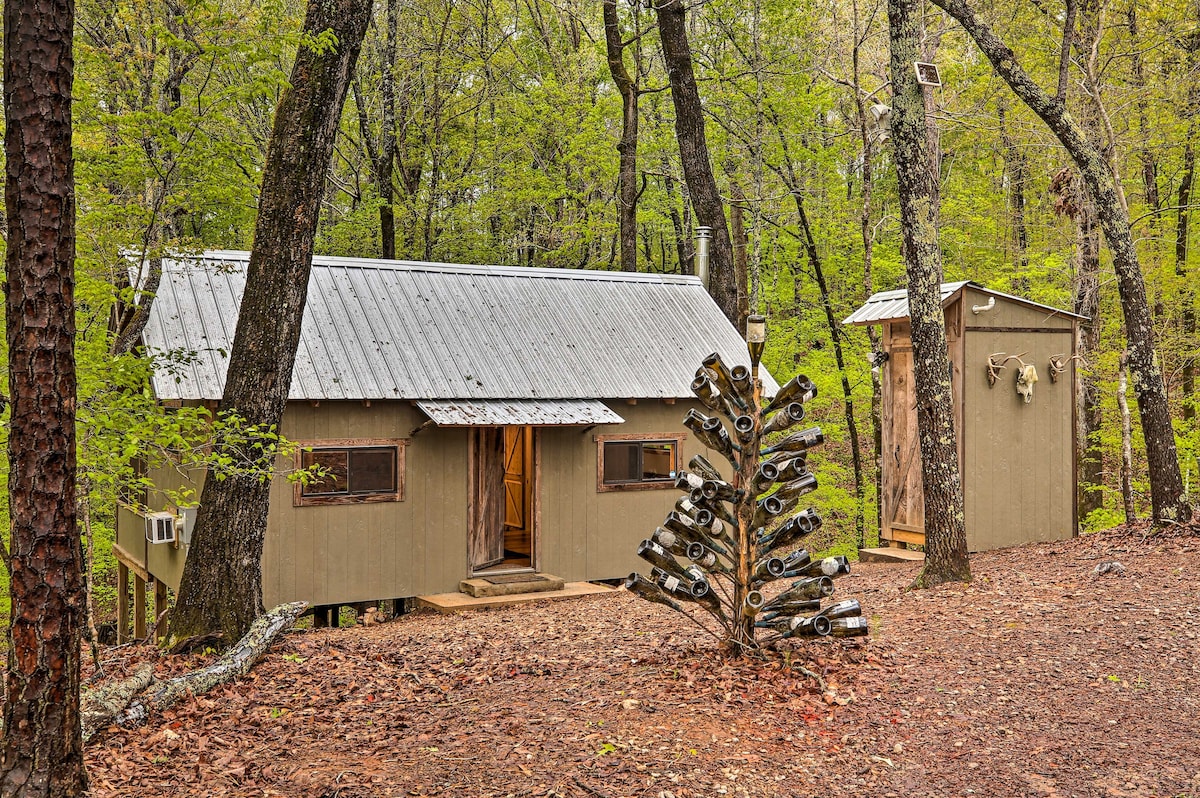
[86,525,1200,798]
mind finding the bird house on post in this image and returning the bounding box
[844,282,1086,552]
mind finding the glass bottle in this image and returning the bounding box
[624,572,683,611]
[760,426,824,456]
[764,374,818,414]
[761,402,805,436]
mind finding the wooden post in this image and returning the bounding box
[154,580,169,642]
[116,562,130,644]
[133,575,147,640]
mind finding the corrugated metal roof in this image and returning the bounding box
[416,399,624,426]
[842,281,1084,325]
[842,282,970,325]
[142,251,780,401]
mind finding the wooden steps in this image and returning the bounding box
[858,546,925,564]
[459,572,565,598]
[416,581,617,613]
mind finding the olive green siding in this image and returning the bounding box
[875,286,1078,551]
[538,401,707,583]
[963,328,1076,550]
[960,286,1075,331]
[122,398,708,604]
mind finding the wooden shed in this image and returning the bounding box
[844,282,1084,552]
[115,251,776,622]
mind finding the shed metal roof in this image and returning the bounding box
[142,251,778,402]
[842,281,1084,325]
[416,399,624,426]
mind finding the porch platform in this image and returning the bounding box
[416,581,618,613]
[858,546,925,564]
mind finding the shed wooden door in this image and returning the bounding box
[469,427,506,570]
[503,427,533,538]
[883,345,926,544]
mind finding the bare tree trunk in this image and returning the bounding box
[889,0,969,586]
[997,100,1028,275]
[729,180,750,330]
[1074,189,1105,521]
[1118,351,1136,523]
[379,0,398,259]
[1179,132,1196,423]
[793,193,866,549]
[171,0,373,643]
[1127,6,1159,215]
[654,0,737,323]
[850,0,883,536]
[603,0,639,272]
[1,0,88,789]
[932,0,1191,524]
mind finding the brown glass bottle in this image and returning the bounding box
[764,374,818,414]
[764,575,834,606]
[785,555,850,579]
[624,573,683,612]
[761,402,805,436]
[758,508,822,552]
[751,556,786,583]
[760,426,824,456]
[826,616,869,637]
[688,454,724,482]
[751,461,780,494]
[701,478,740,503]
[686,541,732,574]
[701,352,748,412]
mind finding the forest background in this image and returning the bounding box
[0,0,1196,625]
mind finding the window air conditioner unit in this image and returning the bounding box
[145,512,178,545]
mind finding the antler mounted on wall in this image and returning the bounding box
[1047,353,1082,383]
[986,352,1026,387]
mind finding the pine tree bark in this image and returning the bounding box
[931,0,1192,524]
[1,0,88,791]
[654,0,738,322]
[888,0,970,586]
[170,0,373,643]
[603,0,639,272]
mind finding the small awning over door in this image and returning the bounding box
[416,399,624,426]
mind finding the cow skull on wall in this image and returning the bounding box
[986,352,1038,404]
[1015,362,1038,404]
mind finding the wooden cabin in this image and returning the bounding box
[844,282,1084,552]
[115,251,775,626]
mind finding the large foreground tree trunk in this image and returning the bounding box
[654,0,738,322]
[930,0,1191,524]
[1,0,88,791]
[171,0,373,643]
[888,0,970,586]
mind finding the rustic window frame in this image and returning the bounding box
[594,432,685,493]
[293,438,406,507]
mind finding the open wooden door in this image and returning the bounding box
[502,427,534,565]
[882,344,926,546]
[469,427,506,571]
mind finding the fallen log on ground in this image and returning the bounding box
[81,663,156,741]
[82,601,307,742]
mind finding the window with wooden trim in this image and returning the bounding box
[595,433,684,492]
[294,439,405,506]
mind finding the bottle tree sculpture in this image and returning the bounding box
[626,316,867,653]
